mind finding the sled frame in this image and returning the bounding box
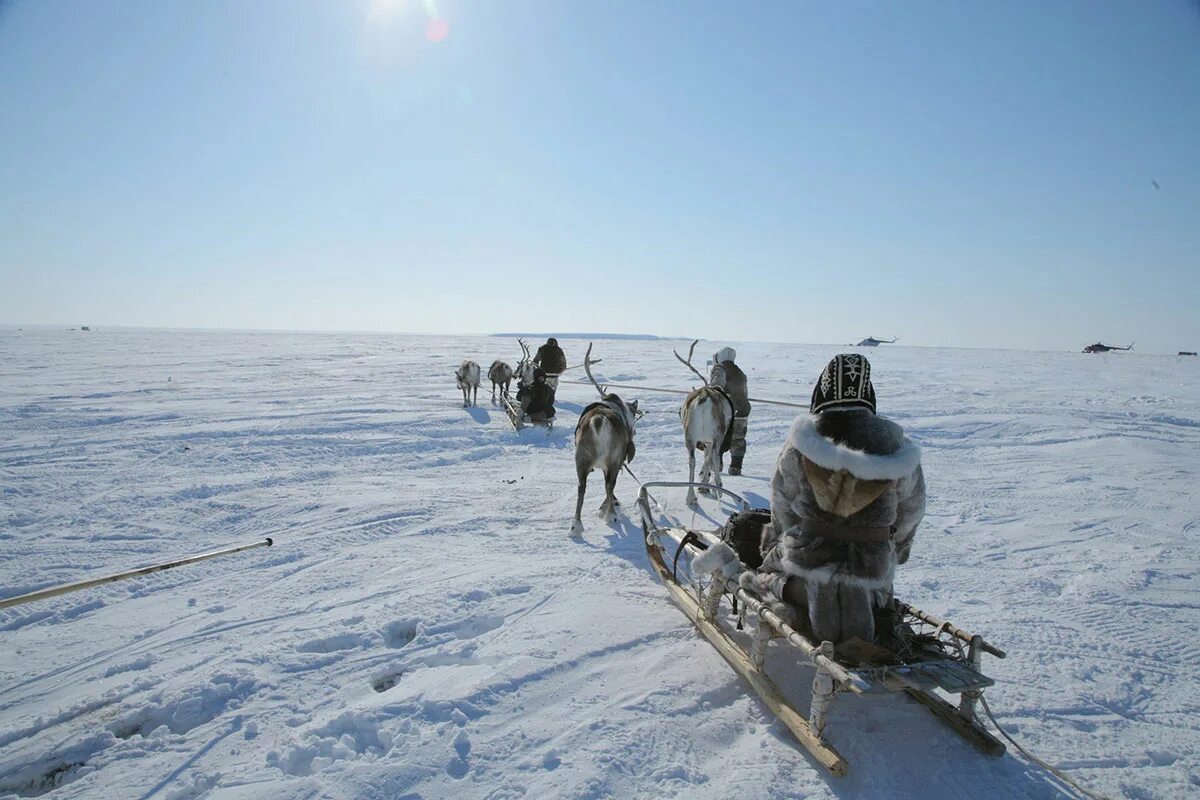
[500,394,553,432]
[637,481,1005,776]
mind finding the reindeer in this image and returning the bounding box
[674,340,734,507]
[455,360,481,407]
[488,360,513,402]
[513,338,536,387]
[572,344,639,536]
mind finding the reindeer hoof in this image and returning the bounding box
[686,492,698,507]
[570,519,584,537]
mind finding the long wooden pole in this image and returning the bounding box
[0,538,274,610]
[558,379,809,410]
[895,601,1006,659]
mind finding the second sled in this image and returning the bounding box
[637,481,1006,777]
[500,394,554,432]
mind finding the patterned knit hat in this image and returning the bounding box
[810,354,876,414]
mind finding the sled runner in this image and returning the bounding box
[638,481,1006,776]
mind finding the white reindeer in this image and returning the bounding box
[455,360,481,407]
[488,360,513,402]
[572,344,638,536]
[675,340,734,507]
[513,339,535,387]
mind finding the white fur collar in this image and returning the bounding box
[787,414,920,481]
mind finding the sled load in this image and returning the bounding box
[639,482,1005,776]
[501,390,554,431]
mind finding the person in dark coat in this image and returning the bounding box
[710,346,751,474]
[534,338,567,389]
[751,353,925,647]
[517,369,556,422]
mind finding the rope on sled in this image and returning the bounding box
[978,696,1116,800]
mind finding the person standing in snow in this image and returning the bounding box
[753,354,925,646]
[709,346,751,475]
[533,337,567,390]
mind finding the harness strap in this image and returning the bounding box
[802,522,896,543]
[672,531,708,582]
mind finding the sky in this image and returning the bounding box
[1,0,1198,353]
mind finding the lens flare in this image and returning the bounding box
[425,18,449,42]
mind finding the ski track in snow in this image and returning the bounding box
[0,328,1197,799]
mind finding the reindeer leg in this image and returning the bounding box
[572,469,587,536]
[601,466,618,523]
[686,446,698,507]
[709,441,723,492]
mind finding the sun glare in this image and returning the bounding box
[365,0,448,44]
[365,0,405,26]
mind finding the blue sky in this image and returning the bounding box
[2,0,1198,352]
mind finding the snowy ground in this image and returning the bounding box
[1,327,1197,800]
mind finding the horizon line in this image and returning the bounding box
[0,321,1182,356]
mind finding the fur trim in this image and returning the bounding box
[692,542,738,576]
[778,560,896,591]
[787,415,920,481]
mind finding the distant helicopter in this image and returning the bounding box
[855,336,897,347]
[1082,342,1133,353]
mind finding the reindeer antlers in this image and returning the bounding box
[673,339,709,386]
[583,343,607,398]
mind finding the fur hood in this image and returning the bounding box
[787,412,920,481]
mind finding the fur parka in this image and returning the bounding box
[534,343,567,374]
[710,360,750,417]
[754,409,925,645]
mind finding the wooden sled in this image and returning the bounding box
[637,481,1006,777]
[500,394,554,432]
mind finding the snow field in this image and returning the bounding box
[1,328,1197,799]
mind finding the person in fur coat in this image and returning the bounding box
[752,354,925,647]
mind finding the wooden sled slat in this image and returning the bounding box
[904,688,1006,757]
[501,395,553,431]
[645,535,849,776]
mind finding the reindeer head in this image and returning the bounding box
[514,338,535,385]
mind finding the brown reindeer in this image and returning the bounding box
[572,344,638,536]
[488,360,513,402]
